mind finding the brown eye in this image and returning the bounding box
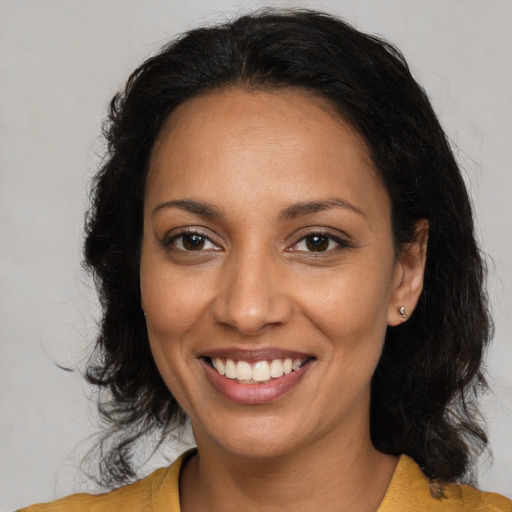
[305,234,330,252]
[182,234,206,251]
[289,232,349,254]
[168,232,219,252]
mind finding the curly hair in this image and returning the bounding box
[83,9,492,487]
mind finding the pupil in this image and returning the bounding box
[183,235,205,250]
[306,235,328,252]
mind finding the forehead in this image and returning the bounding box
[153,86,372,163]
[146,87,389,223]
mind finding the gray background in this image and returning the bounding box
[1,0,511,509]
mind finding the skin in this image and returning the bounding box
[140,88,427,511]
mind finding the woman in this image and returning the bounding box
[20,9,511,512]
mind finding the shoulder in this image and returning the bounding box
[453,483,512,512]
[379,455,512,512]
[16,470,165,512]
[16,450,192,512]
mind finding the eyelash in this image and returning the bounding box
[289,232,351,253]
[162,229,220,252]
[162,229,351,254]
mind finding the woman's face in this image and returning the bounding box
[141,88,423,458]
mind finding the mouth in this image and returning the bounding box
[203,356,312,384]
[199,351,316,405]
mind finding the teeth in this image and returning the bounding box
[224,359,237,379]
[211,357,307,383]
[236,360,252,381]
[212,358,225,375]
[252,361,270,381]
[270,359,283,378]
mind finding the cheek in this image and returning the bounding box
[302,267,392,329]
[297,261,393,362]
[141,254,215,340]
[140,258,213,405]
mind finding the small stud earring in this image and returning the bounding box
[398,306,408,319]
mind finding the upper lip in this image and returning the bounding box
[200,348,315,361]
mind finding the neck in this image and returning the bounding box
[180,423,398,512]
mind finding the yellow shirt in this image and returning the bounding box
[19,452,511,511]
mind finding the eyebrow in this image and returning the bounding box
[152,197,365,221]
[152,199,224,219]
[278,198,365,220]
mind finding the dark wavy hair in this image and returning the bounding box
[83,9,492,487]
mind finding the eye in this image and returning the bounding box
[167,232,219,252]
[291,233,347,253]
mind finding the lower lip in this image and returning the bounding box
[200,358,313,405]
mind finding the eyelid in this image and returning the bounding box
[161,226,223,251]
[286,228,352,253]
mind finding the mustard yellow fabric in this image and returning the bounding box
[19,451,511,511]
[17,453,186,512]
[379,455,511,512]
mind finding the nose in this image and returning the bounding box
[212,249,293,336]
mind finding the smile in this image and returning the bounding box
[200,351,315,404]
[209,357,308,383]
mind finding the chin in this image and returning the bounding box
[191,410,321,461]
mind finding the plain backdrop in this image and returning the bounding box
[1,0,511,509]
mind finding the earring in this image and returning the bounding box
[398,306,408,319]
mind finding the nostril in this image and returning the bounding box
[212,286,293,336]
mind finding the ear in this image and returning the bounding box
[387,220,428,326]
